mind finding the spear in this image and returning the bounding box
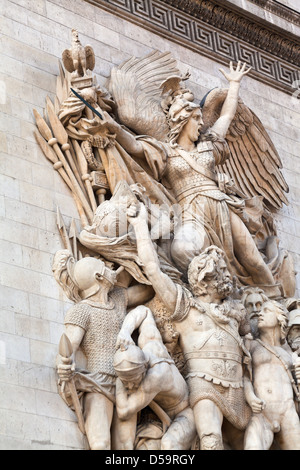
[58,334,86,435]
[34,131,72,191]
[56,208,73,254]
[45,96,86,195]
[69,219,79,261]
[33,109,93,224]
[34,129,89,228]
[70,87,103,120]
[73,140,98,212]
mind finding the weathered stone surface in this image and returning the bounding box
[0,0,300,451]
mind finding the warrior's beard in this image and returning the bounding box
[216,277,233,297]
[290,338,300,352]
[191,275,233,299]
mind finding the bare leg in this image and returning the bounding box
[193,399,224,450]
[277,407,300,450]
[171,223,209,273]
[244,414,274,450]
[83,392,114,450]
[111,411,137,450]
[161,408,196,450]
[230,211,276,287]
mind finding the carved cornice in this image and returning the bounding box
[85,0,300,94]
[165,0,300,63]
[248,0,300,26]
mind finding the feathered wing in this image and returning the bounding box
[201,89,289,210]
[107,50,181,142]
[85,45,95,72]
[62,49,75,74]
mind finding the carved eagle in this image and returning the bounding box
[62,29,95,77]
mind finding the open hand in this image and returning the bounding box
[220,61,252,83]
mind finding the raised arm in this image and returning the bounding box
[210,61,251,139]
[127,284,154,309]
[116,306,149,350]
[116,306,162,351]
[127,203,178,314]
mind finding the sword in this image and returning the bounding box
[59,334,86,435]
[70,87,103,120]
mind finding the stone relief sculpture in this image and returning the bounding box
[286,299,300,356]
[127,203,251,450]
[53,251,153,450]
[244,301,300,450]
[62,29,95,79]
[242,287,269,338]
[114,306,196,450]
[33,30,300,450]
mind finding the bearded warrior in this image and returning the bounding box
[126,202,252,450]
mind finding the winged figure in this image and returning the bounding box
[200,89,289,211]
[34,46,295,299]
[62,29,95,77]
[33,33,298,449]
[104,56,294,297]
[107,56,288,212]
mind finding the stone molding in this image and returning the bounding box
[248,0,300,26]
[85,0,300,94]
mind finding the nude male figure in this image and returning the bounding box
[114,305,196,450]
[244,301,300,450]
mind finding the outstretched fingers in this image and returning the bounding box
[219,68,228,80]
[242,64,252,75]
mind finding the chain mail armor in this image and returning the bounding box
[64,288,128,376]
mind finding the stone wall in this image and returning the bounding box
[0,0,299,450]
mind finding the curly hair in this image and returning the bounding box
[187,246,228,296]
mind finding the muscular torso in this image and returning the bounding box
[147,362,190,418]
[175,305,244,387]
[250,341,295,405]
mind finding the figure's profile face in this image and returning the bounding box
[184,108,203,143]
[215,258,233,297]
[73,257,116,298]
[121,373,145,393]
[257,306,278,330]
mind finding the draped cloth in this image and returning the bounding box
[58,98,278,287]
